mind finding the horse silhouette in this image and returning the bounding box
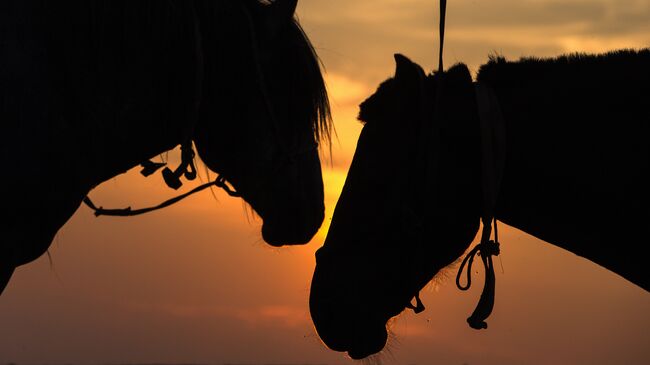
[310,49,649,359]
[0,0,331,294]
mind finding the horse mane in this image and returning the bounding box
[357,78,398,125]
[233,0,333,145]
[476,48,650,87]
[279,15,333,145]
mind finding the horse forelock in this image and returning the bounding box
[357,62,472,128]
[357,79,396,125]
[200,1,332,149]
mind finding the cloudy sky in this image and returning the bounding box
[1,1,648,364]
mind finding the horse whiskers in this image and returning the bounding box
[360,352,386,365]
[356,319,399,364]
[423,254,464,293]
[46,250,55,271]
[361,335,399,365]
[196,163,221,203]
[240,196,262,224]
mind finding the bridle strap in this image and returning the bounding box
[455,83,506,329]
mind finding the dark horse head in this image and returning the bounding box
[193,0,331,246]
[310,55,482,359]
[0,0,330,295]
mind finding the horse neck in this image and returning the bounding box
[79,113,184,187]
[53,1,201,188]
[491,78,649,291]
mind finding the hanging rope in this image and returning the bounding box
[82,174,241,217]
[454,79,507,330]
[456,218,500,329]
[438,0,446,73]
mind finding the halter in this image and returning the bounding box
[404,0,506,330]
[83,2,315,217]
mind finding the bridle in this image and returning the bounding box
[403,0,506,330]
[83,1,317,217]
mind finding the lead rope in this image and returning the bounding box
[455,218,500,329]
[438,0,446,73]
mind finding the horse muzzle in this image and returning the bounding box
[310,247,396,359]
[260,201,324,246]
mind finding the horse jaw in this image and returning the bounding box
[259,147,325,246]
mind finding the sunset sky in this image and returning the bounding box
[1,1,649,364]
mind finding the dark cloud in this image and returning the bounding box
[300,0,648,84]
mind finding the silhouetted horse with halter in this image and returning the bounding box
[310,49,649,359]
[0,0,331,294]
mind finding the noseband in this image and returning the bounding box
[83,2,316,217]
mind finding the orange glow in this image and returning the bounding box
[1,1,648,364]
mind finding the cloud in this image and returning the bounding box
[122,302,310,329]
[301,0,650,83]
[326,73,371,107]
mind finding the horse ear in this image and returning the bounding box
[394,54,425,85]
[265,0,298,36]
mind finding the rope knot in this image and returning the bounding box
[216,175,242,198]
[456,221,501,330]
[162,144,198,190]
[479,240,500,257]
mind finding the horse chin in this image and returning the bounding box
[345,318,390,360]
[313,308,390,360]
[310,249,404,359]
[261,225,311,246]
[260,213,322,246]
